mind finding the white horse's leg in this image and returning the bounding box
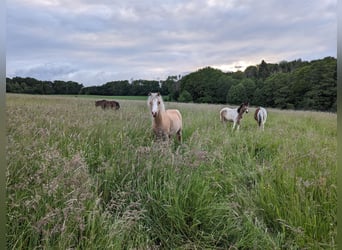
[176,129,182,143]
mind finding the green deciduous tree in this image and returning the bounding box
[227,83,247,104]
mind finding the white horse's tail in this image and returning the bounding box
[257,108,267,129]
[257,113,262,127]
[220,109,225,122]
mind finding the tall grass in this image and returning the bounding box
[6,94,336,249]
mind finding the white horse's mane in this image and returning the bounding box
[148,92,165,112]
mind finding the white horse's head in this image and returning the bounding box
[148,92,165,118]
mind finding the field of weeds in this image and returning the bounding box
[6,94,336,249]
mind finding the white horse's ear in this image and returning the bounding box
[157,92,160,96]
[148,92,152,96]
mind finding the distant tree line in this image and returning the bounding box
[6,77,83,95]
[79,79,164,96]
[6,56,336,111]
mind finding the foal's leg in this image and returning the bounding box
[176,129,182,143]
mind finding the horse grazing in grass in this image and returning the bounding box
[254,107,267,131]
[147,92,182,142]
[95,99,107,109]
[107,100,120,110]
[95,100,120,110]
[219,102,249,131]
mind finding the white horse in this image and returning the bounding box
[147,92,182,142]
[220,102,249,131]
[254,107,267,131]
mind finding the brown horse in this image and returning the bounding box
[147,92,182,142]
[107,100,120,110]
[95,100,120,110]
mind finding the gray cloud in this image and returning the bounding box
[6,0,337,86]
[12,63,78,81]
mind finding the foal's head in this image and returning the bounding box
[148,92,165,118]
[238,102,249,115]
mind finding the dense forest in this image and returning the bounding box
[6,56,336,111]
[6,78,84,95]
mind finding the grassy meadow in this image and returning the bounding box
[6,94,336,249]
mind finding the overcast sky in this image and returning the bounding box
[7,0,337,86]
